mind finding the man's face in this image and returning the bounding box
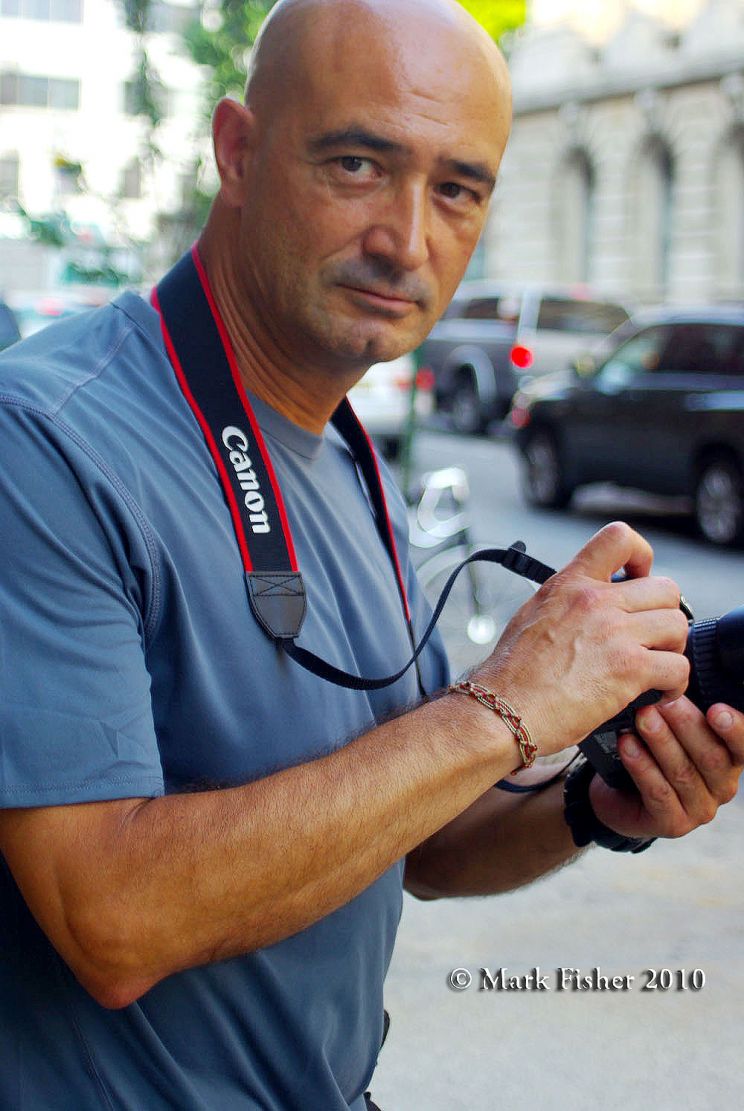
[233,11,511,374]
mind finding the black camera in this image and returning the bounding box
[580,604,744,790]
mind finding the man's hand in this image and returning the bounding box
[589,698,744,839]
[472,521,690,759]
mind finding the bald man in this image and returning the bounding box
[0,1,742,1107]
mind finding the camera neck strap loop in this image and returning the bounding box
[152,246,556,692]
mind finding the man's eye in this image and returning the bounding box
[339,156,370,174]
[440,182,473,202]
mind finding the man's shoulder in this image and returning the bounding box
[0,291,165,422]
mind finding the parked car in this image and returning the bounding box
[349,353,434,460]
[421,282,630,433]
[509,307,744,545]
[0,297,21,351]
[7,289,112,338]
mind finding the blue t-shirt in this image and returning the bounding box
[0,292,448,1110]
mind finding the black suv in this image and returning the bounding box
[510,308,744,546]
[421,283,629,433]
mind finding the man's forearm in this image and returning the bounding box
[405,776,581,899]
[0,693,519,1008]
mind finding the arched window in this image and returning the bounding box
[0,152,19,199]
[555,149,595,284]
[714,128,744,298]
[632,137,674,299]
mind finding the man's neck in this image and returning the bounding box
[197,222,353,435]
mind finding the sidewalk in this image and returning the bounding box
[373,524,744,1106]
[372,792,744,1109]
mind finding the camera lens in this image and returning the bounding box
[686,606,744,714]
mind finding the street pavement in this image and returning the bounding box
[371,430,744,1111]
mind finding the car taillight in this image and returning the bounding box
[510,344,533,370]
[39,299,63,317]
[395,367,435,391]
[415,367,434,391]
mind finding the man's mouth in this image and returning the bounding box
[341,285,420,314]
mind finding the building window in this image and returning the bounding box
[0,72,80,109]
[123,79,170,119]
[121,159,143,200]
[714,129,744,299]
[632,137,674,300]
[556,148,595,284]
[0,153,20,198]
[0,0,83,22]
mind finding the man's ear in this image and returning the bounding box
[212,98,257,208]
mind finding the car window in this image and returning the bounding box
[461,296,520,323]
[594,325,671,390]
[537,298,629,335]
[656,323,744,375]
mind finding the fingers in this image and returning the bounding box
[625,607,689,651]
[614,697,744,837]
[612,574,682,615]
[569,521,654,582]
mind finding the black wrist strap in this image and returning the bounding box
[563,757,656,854]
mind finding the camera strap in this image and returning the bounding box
[152,246,556,692]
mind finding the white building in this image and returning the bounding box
[489,0,744,303]
[0,0,206,289]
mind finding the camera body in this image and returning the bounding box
[580,605,744,790]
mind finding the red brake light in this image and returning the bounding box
[510,345,533,370]
[510,406,531,429]
[39,298,63,317]
[415,367,434,391]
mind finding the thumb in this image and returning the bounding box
[569,521,654,582]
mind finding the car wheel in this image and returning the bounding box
[449,375,482,435]
[378,436,401,462]
[521,430,573,509]
[694,456,744,546]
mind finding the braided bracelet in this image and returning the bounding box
[449,680,538,773]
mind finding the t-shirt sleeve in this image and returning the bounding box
[0,402,164,807]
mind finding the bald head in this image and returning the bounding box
[245,0,511,137]
[203,0,513,404]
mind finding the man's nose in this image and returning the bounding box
[362,181,430,272]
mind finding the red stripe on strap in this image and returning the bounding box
[150,286,254,573]
[190,244,299,572]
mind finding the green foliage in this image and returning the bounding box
[458,0,526,43]
[184,1,279,105]
[122,0,150,35]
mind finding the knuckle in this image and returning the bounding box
[604,520,633,544]
[670,757,698,789]
[657,576,682,606]
[698,746,729,777]
[668,818,694,839]
[646,778,674,809]
[718,781,738,805]
[696,801,717,826]
[573,583,602,614]
[673,610,690,644]
[671,655,691,687]
[622,641,646,675]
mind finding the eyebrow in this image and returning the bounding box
[307,125,497,193]
[445,159,497,193]
[307,127,406,156]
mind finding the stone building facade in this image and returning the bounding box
[488,0,744,304]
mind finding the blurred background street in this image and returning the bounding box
[373,428,744,1111]
[2,1,744,1108]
